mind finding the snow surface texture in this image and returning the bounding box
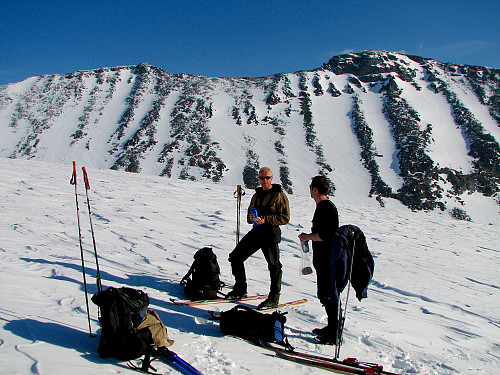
[1,158,499,374]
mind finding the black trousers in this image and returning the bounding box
[228,225,282,294]
[321,298,340,330]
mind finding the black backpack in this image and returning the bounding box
[91,287,152,360]
[218,305,291,349]
[180,247,224,300]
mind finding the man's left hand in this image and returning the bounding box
[254,217,265,225]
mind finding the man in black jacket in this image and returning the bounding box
[299,175,340,344]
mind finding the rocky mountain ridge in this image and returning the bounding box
[1,50,499,218]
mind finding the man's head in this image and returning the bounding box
[258,167,273,190]
[310,175,329,196]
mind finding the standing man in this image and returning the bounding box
[226,167,290,310]
[298,175,340,344]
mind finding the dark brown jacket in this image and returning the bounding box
[247,184,290,227]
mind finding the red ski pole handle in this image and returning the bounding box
[70,161,77,185]
[82,167,90,190]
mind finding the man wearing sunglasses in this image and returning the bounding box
[226,167,290,309]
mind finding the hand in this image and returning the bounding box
[298,233,309,242]
[254,216,265,225]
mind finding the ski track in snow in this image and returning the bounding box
[0,157,499,374]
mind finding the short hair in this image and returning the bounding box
[310,175,329,195]
[259,167,272,176]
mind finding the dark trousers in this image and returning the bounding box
[228,226,282,295]
[321,297,341,331]
[314,241,347,332]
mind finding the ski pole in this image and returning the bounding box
[335,232,356,359]
[70,161,94,337]
[234,185,245,245]
[82,167,102,294]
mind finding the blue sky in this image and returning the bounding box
[1,0,499,86]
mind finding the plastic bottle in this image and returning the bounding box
[250,208,259,226]
[300,241,313,275]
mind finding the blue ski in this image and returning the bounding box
[155,347,203,375]
[129,347,203,375]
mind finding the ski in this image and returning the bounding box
[129,347,203,375]
[275,350,370,374]
[259,298,307,310]
[264,343,399,375]
[155,347,203,375]
[169,294,267,306]
[208,298,308,319]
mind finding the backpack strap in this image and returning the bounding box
[280,335,294,351]
[180,263,196,286]
[140,350,154,372]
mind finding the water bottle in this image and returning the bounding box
[250,208,259,226]
[300,241,313,275]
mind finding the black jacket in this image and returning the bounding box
[340,225,375,301]
[323,225,375,302]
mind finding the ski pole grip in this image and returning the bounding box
[70,161,77,185]
[234,185,246,199]
[82,167,90,190]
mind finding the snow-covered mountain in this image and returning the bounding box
[1,50,499,221]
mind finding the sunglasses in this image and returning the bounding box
[258,176,272,180]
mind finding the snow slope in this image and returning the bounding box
[2,51,499,215]
[1,157,499,374]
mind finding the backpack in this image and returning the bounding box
[180,247,224,300]
[91,286,172,361]
[218,305,292,349]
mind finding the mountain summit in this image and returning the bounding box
[0,50,499,218]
